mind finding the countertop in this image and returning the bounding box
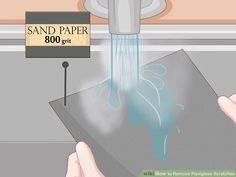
[1,0,236,24]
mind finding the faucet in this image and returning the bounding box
[109,0,141,34]
[84,0,167,34]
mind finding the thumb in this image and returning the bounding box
[218,96,236,124]
[76,142,105,177]
[66,152,84,177]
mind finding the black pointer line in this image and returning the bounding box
[62,61,69,106]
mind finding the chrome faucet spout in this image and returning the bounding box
[84,0,167,34]
[108,0,141,34]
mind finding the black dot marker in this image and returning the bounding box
[62,61,69,106]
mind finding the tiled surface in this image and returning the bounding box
[1,0,236,24]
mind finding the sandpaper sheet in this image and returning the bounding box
[50,50,236,177]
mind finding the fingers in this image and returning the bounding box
[76,142,105,177]
[218,96,236,124]
[66,142,105,177]
[66,152,83,177]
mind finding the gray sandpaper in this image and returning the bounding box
[50,50,236,177]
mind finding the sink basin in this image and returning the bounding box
[84,0,167,19]
[1,25,236,177]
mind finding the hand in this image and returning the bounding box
[66,142,105,177]
[218,94,236,124]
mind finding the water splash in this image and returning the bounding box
[95,34,182,162]
[127,64,177,163]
